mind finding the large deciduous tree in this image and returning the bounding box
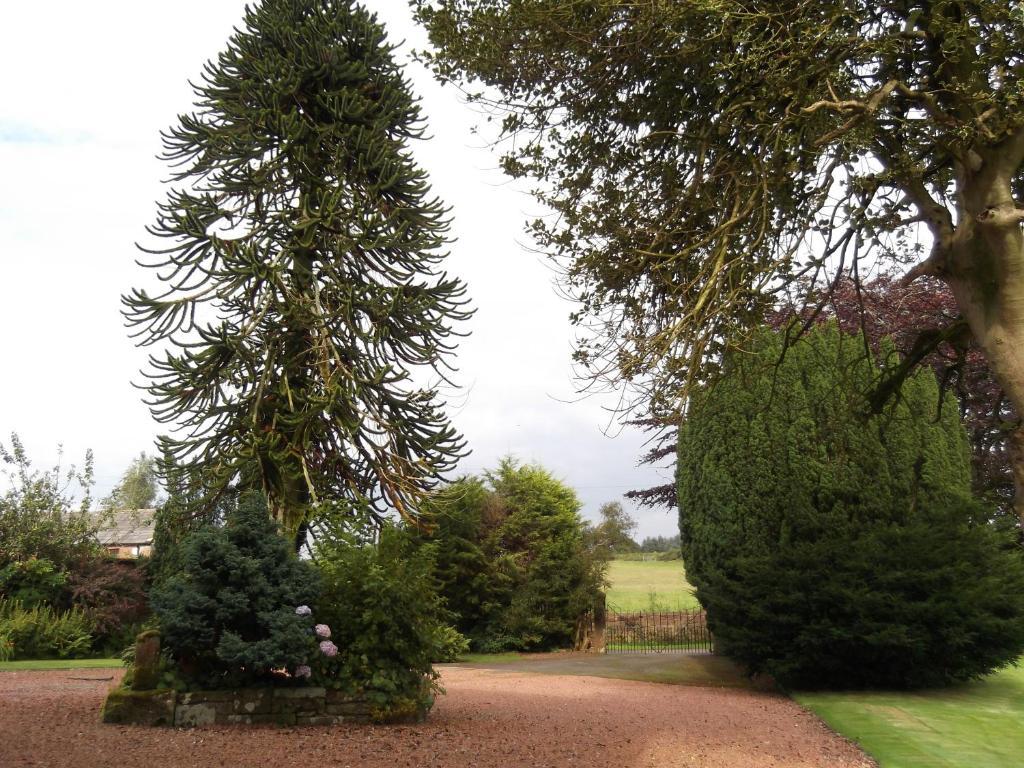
[415,0,1024,521]
[126,0,470,545]
[102,453,161,511]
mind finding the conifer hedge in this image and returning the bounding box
[678,325,1024,688]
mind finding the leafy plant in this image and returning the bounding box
[432,624,470,663]
[0,599,94,660]
[0,558,67,608]
[312,518,450,714]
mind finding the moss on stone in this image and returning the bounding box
[102,687,176,726]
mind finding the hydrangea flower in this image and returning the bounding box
[295,605,312,617]
[319,640,338,657]
[315,624,331,639]
[294,665,312,679]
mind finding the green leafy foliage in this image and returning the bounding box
[678,325,1024,689]
[312,520,452,713]
[124,0,470,541]
[150,492,320,688]
[414,2,1024,447]
[0,600,94,660]
[0,434,99,568]
[0,559,67,609]
[419,459,605,651]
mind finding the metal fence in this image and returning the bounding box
[604,609,714,654]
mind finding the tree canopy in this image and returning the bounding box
[0,434,97,568]
[415,0,1024,520]
[102,453,160,511]
[125,0,470,541]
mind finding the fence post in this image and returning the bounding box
[592,591,606,653]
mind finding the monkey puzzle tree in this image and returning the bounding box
[415,0,1024,522]
[126,0,470,546]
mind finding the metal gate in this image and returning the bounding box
[604,609,714,654]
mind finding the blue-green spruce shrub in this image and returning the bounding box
[150,492,319,688]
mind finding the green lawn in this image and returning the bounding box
[796,663,1024,768]
[0,658,122,672]
[605,558,699,611]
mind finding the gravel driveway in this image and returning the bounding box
[0,665,873,768]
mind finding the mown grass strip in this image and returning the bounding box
[0,658,122,672]
[795,664,1024,768]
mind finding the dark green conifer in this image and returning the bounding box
[678,324,1024,688]
[124,1,470,543]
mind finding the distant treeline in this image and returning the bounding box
[638,535,680,553]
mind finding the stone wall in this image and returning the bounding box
[102,685,425,727]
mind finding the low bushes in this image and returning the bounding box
[147,491,448,717]
[0,599,94,660]
[0,435,152,656]
[0,558,68,609]
[311,519,456,716]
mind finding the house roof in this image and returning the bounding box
[95,508,156,546]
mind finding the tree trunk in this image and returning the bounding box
[945,145,1024,526]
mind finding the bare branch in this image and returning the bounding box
[977,205,1024,227]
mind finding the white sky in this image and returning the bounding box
[0,0,677,540]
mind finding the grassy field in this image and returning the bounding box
[796,664,1024,768]
[0,658,122,672]
[605,558,700,611]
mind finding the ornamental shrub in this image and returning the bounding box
[66,557,149,654]
[0,558,68,609]
[150,492,319,688]
[312,519,453,716]
[678,324,1024,688]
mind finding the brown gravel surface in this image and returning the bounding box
[0,667,873,768]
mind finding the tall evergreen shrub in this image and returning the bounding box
[419,459,604,651]
[678,325,1024,688]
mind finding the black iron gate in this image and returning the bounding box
[604,609,714,653]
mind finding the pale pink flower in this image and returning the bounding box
[315,624,331,639]
[294,665,312,679]
[319,640,338,657]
